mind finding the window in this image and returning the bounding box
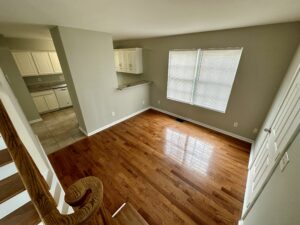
[167,48,242,113]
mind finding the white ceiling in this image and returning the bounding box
[0,0,299,40]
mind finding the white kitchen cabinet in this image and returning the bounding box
[31,52,55,75]
[12,52,38,77]
[49,51,63,74]
[114,51,121,71]
[32,96,49,113]
[44,93,59,110]
[114,48,143,74]
[31,90,59,113]
[54,87,72,108]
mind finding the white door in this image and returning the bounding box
[247,67,300,207]
[44,93,59,110]
[269,72,300,160]
[48,52,62,74]
[31,52,54,75]
[33,96,49,113]
[12,52,38,76]
[54,88,72,108]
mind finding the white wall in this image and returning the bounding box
[243,129,300,225]
[51,26,150,134]
[0,67,48,174]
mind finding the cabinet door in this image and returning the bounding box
[31,52,54,75]
[44,93,59,110]
[54,88,72,108]
[12,52,38,76]
[33,96,49,113]
[48,52,62,74]
[127,50,137,73]
[119,50,129,72]
[114,51,121,72]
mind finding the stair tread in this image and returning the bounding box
[0,173,26,203]
[114,203,149,225]
[0,149,12,167]
[1,202,41,225]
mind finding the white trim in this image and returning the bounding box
[0,162,17,180]
[112,202,127,218]
[29,118,43,124]
[83,107,151,136]
[151,107,254,143]
[0,190,30,219]
[78,126,88,136]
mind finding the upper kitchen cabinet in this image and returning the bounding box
[114,48,143,74]
[11,51,63,77]
[12,52,38,77]
[31,51,54,75]
[49,51,63,74]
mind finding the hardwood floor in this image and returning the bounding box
[49,109,250,225]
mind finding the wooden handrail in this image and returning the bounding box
[0,100,114,225]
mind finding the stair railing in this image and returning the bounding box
[0,100,115,225]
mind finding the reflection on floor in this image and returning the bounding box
[31,107,85,155]
[49,109,251,225]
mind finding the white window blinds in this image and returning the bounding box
[167,50,198,103]
[167,48,242,113]
[193,49,242,112]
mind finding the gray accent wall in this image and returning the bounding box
[0,35,40,121]
[115,22,300,140]
[51,26,150,134]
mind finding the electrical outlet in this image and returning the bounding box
[280,152,290,172]
[142,100,145,105]
[158,100,161,105]
[37,77,42,82]
[112,111,116,117]
[233,122,238,128]
[253,128,258,134]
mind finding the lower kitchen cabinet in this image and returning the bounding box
[32,95,49,113]
[44,93,59,110]
[31,87,73,114]
[54,87,72,108]
[31,90,59,113]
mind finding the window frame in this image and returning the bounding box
[166,47,243,113]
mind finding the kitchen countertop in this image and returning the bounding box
[28,82,67,93]
[117,80,152,90]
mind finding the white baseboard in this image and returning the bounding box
[78,126,88,136]
[82,107,151,137]
[29,118,42,124]
[78,106,253,143]
[151,107,253,143]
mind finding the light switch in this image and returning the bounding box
[280,152,290,172]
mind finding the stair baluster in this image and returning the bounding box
[0,100,115,225]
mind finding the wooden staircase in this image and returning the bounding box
[0,147,41,225]
[0,100,148,225]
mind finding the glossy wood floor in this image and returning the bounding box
[49,109,250,225]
